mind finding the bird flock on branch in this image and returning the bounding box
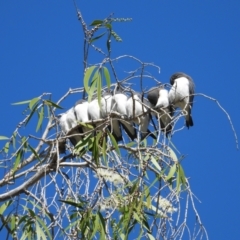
[59,72,195,147]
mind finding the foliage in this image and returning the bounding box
[0,5,208,240]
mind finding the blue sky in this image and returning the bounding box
[0,1,240,239]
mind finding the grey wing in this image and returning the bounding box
[147,87,159,106]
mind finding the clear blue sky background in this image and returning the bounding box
[1,1,240,239]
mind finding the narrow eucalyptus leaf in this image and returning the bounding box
[25,104,38,127]
[90,32,106,43]
[0,201,12,215]
[4,142,10,154]
[84,66,96,93]
[102,136,107,164]
[29,97,40,110]
[150,156,161,172]
[13,150,23,173]
[97,73,102,106]
[36,106,44,132]
[108,131,120,156]
[166,164,176,181]
[179,164,187,187]
[12,100,31,105]
[28,145,41,162]
[44,100,63,109]
[90,20,103,26]
[147,233,155,240]
[0,136,9,140]
[103,67,111,89]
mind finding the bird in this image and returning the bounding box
[147,85,173,136]
[74,99,91,136]
[100,91,122,142]
[126,92,156,141]
[168,72,194,128]
[87,98,102,129]
[112,89,137,141]
[58,107,82,146]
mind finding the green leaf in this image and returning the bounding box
[91,214,99,239]
[104,23,112,30]
[36,105,44,132]
[25,103,39,127]
[144,185,151,209]
[90,20,103,26]
[102,136,107,164]
[0,136,9,140]
[92,132,102,164]
[0,201,12,215]
[176,163,186,193]
[29,97,40,110]
[126,141,136,147]
[176,165,181,193]
[44,100,63,109]
[21,136,28,151]
[28,145,41,163]
[35,215,51,240]
[98,211,106,235]
[12,132,17,149]
[24,200,51,220]
[103,67,111,89]
[147,233,155,240]
[88,74,98,102]
[143,154,150,161]
[120,233,125,240]
[90,32,106,43]
[133,211,141,224]
[78,122,94,129]
[13,150,23,173]
[150,156,161,173]
[10,215,16,232]
[4,142,10,154]
[74,133,93,153]
[141,138,147,147]
[97,72,102,106]
[59,200,85,209]
[108,131,120,156]
[129,179,139,194]
[84,66,97,93]
[166,146,178,162]
[20,228,29,240]
[166,163,176,181]
[35,220,47,240]
[179,164,187,188]
[12,100,31,105]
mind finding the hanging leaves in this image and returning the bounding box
[36,105,44,132]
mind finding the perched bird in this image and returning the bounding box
[87,93,123,142]
[87,98,102,129]
[112,89,137,141]
[168,72,194,128]
[58,107,82,146]
[147,85,173,136]
[100,91,122,142]
[74,99,91,136]
[126,92,156,141]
